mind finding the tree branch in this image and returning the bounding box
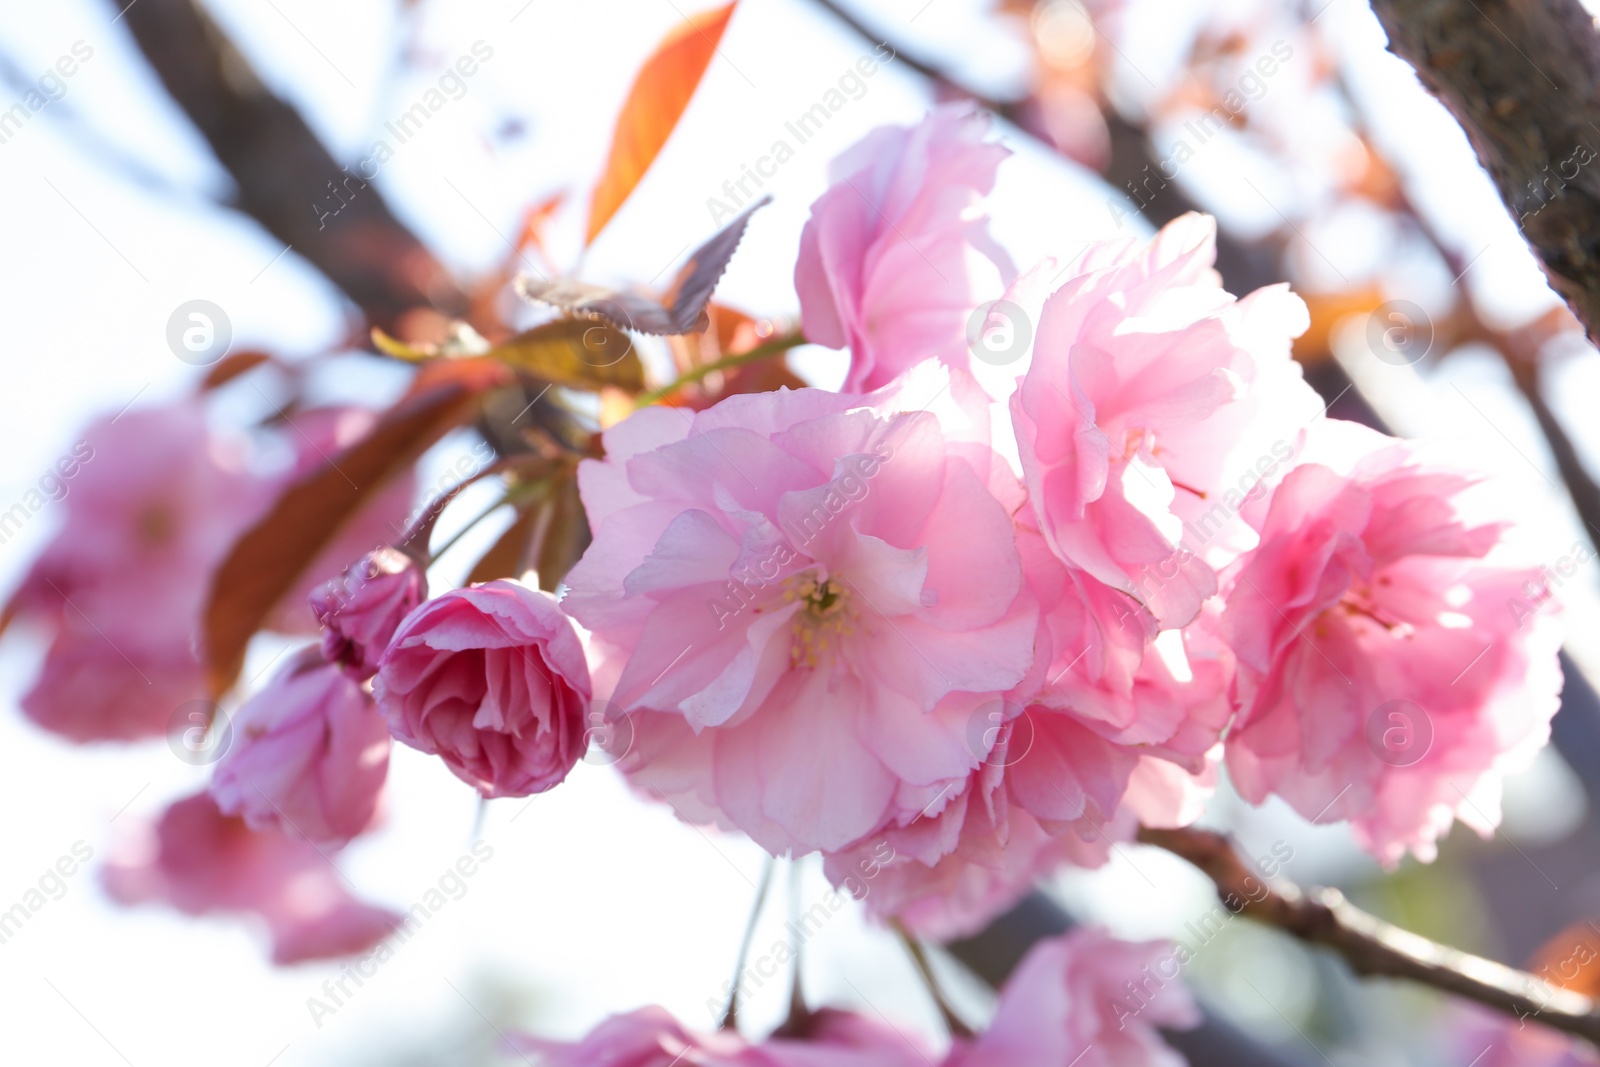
[117,0,465,331]
[1368,0,1600,345]
[1140,824,1600,1047]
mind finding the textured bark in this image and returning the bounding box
[1142,825,1600,1048]
[119,0,465,330]
[1370,0,1600,343]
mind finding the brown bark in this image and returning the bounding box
[118,0,465,331]
[1369,0,1600,344]
[1142,825,1600,1047]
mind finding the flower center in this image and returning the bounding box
[784,574,858,668]
[1338,582,1411,635]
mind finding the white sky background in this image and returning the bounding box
[0,0,1597,1064]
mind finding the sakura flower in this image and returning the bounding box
[211,650,390,846]
[821,717,1132,940]
[1451,1003,1600,1067]
[795,104,1011,392]
[1011,213,1321,627]
[946,927,1198,1067]
[564,377,1037,855]
[374,579,592,799]
[20,618,213,742]
[508,1006,931,1067]
[1221,419,1564,864]
[103,792,400,964]
[10,401,269,742]
[822,506,1227,938]
[311,545,427,679]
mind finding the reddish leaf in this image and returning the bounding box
[466,506,538,585]
[203,363,511,695]
[531,475,589,591]
[199,350,275,391]
[585,1,738,245]
[516,190,567,265]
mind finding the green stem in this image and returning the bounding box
[637,331,808,406]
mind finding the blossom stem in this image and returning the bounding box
[719,854,777,1031]
[1139,825,1600,1047]
[636,332,808,407]
[893,921,975,1039]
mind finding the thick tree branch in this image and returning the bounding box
[1141,825,1600,1047]
[1368,0,1600,345]
[118,0,465,331]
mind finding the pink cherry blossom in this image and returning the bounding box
[565,376,1037,855]
[794,104,1011,392]
[816,499,1226,937]
[103,792,400,964]
[10,401,269,742]
[374,578,592,799]
[211,650,390,846]
[509,1006,932,1067]
[946,927,1198,1067]
[311,545,427,679]
[1221,419,1564,864]
[1011,213,1321,627]
[264,406,419,634]
[19,618,212,742]
[1451,1004,1600,1067]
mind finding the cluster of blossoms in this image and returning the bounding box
[6,104,1564,1057]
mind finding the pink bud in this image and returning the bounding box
[374,579,592,799]
[211,652,390,846]
[310,546,426,680]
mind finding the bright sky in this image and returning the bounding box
[0,0,1596,1064]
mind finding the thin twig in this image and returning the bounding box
[720,855,777,1031]
[1140,825,1600,1047]
[637,332,809,406]
[892,920,975,1039]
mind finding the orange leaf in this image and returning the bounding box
[585,1,737,245]
[1525,921,1600,998]
[1292,285,1386,365]
[202,363,511,695]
